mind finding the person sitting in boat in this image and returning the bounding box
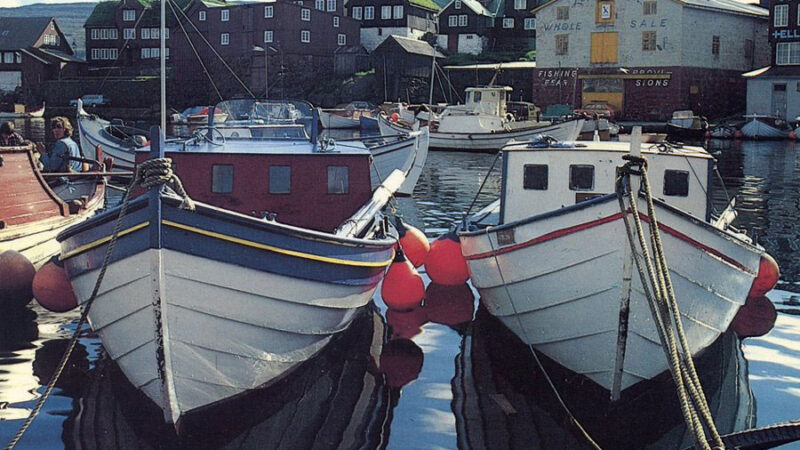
[36,116,81,173]
[0,121,27,146]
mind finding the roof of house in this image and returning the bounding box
[743,66,800,78]
[532,0,767,17]
[85,2,120,27]
[443,61,537,70]
[376,35,446,58]
[409,0,441,12]
[0,17,53,51]
[334,44,368,55]
[443,0,498,17]
[36,48,85,63]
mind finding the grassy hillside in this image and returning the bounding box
[0,3,96,58]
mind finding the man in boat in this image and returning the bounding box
[0,121,27,146]
[36,116,81,174]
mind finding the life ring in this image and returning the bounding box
[505,113,515,122]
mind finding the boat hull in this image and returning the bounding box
[76,101,138,171]
[459,194,762,393]
[666,122,708,142]
[370,127,429,196]
[740,117,790,139]
[318,108,360,129]
[58,195,395,424]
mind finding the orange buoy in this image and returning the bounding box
[396,219,430,268]
[391,112,400,122]
[386,305,428,339]
[731,295,777,338]
[748,253,780,298]
[0,250,35,309]
[424,282,475,326]
[381,249,425,311]
[33,257,78,313]
[379,338,424,388]
[425,231,470,286]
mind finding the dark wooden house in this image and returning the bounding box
[346,0,439,51]
[437,0,499,55]
[372,35,444,102]
[493,0,540,51]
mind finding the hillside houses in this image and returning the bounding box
[347,0,440,51]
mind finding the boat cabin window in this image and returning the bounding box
[663,170,689,197]
[327,166,349,194]
[212,165,234,193]
[523,164,548,190]
[269,166,291,194]
[473,91,482,103]
[569,165,594,191]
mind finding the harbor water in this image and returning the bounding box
[1,117,799,449]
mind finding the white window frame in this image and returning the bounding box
[123,9,135,21]
[301,29,311,43]
[327,0,336,12]
[393,5,403,18]
[91,29,99,40]
[776,42,800,65]
[100,28,108,39]
[221,9,230,21]
[3,52,13,63]
[199,10,206,21]
[382,5,391,19]
[316,0,325,9]
[338,33,346,45]
[141,47,150,58]
[503,17,514,28]
[151,28,159,39]
[514,0,525,10]
[365,6,374,19]
[448,15,457,26]
[221,32,229,45]
[91,48,99,60]
[164,29,169,39]
[124,28,135,39]
[458,15,467,26]
[333,16,340,27]
[264,30,273,42]
[141,28,150,39]
[455,0,461,9]
[265,5,273,17]
[524,17,535,30]
[302,8,311,21]
[352,6,362,19]
[775,4,788,27]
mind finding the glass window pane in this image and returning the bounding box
[212,165,234,193]
[569,165,594,190]
[523,164,548,190]
[327,166,349,194]
[664,170,689,196]
[269,166,291,194]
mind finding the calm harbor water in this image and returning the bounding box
[1,118,800,449]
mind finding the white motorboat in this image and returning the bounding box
[318,101,377,129]
[76,99,146,171]
[0,103,45,119]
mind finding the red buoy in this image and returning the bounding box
[379,338,424,388]
[391,112,400,122]
[748,253,780,298]
[381,249,425,311]
[425,231,470,286]
[424,282,475,326]
[386,305,428,339]
[731,295,777,338]
[0,250,35,309]
[33,258,78,313]
[396,219,430,268]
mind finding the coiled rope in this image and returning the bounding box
[616,155,723,450]
[4,158,193,449]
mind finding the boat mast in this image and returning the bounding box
[160,0,167,132]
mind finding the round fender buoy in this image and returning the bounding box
[748,253,780,298]
[379,338,424,388]
[391,112,399,122]
[396,219,429,268]
[0,250,35,309]
[731,295,777,338]
[381,249,425,311]
[424,282,475,326]
[425,231,470,286]
[33,257,78,313]
[386,305,428,339]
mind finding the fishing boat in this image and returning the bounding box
[55,122,407,426]
[0,104,45,119]
[365,126,429,196]
[0,142,105,267]
[666,110,709,142]
[458,131,777,397]
[76,99,148,171]
[740,114,792,139]
[318,101,377,129]
[379,86,584,151]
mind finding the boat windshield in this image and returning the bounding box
[214,99,314,123]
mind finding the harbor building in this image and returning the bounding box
[531,0,770,121]
[744,0,800,122]
[346,0,439,52]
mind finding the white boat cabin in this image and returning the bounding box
[437,86,545,133]
[499,141,715,224]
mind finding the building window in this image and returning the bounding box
[523,164,548,190]
[458,15,467,26]
[264,30,273,42]
[774,4,788,27]
[151,28,160,39]
[352,6,362,19]
[455,0,461,9]
[142,28,150,39]
[596,1,614,23]
[212,165,234,193]
[301,8,311,20]
[50,22,54,31]
[365,6,374,19]
[221,33,229,45]
[514,0,525,10]
[591,32,618,63]
[141,47,150,58]
[327,166,349,194]
[712,35,720,56]
[315,0,324,10]
[124,28,135,39]
[776,42,800,65]
[503,18,514,28]
[569,165,594,191]
[555,34,569,55]
[91,48,98,60]
[556,6,569,20]
[382,5,391,19]
[4,52,14,63]
[642,30,656,51]
[449,15,458,26]
[199,10,206,21]
[524,18,535,30]
[123,9,135,21]
[221,9,229,21]
[265,6,273,17]
[334,16,340,27]
[91,29,98,40]
[328,0,336,12]
[393,5,403,19]
[338,33,346,45]
[14,52,21,63]
[643,0,656,15]
[664,170,689,197]
[269,166,291,194]
[301,30,310,43]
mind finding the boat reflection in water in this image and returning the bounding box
[62,308,395,449]
[454,307,755,450]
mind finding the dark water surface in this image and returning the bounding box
[1,126,799,449]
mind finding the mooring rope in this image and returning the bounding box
[4,158,193,449]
